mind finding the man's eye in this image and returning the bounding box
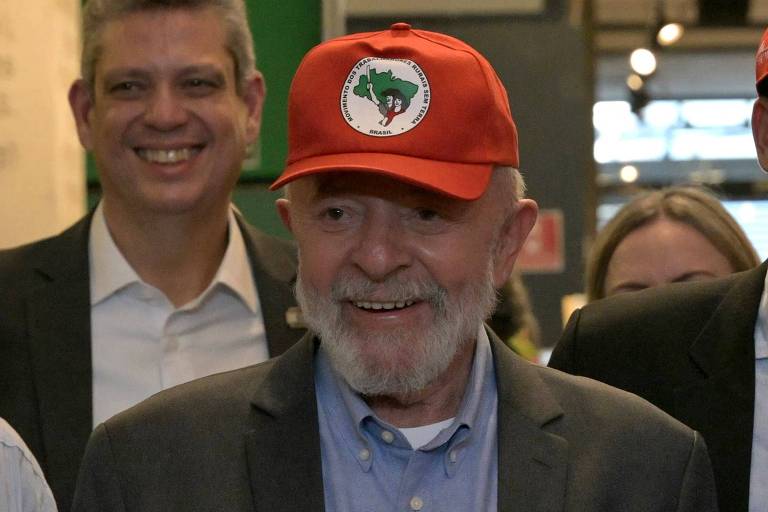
[416,208,439,221]
[184,78,219,92]
[325,207,345,220]
[111,82,139,93]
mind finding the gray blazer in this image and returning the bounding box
[0,211,302,511]
[550,262,767,512]
[72,330,718,512]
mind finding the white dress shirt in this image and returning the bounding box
[750,272,768,512]
[0,418,57,512]
[89,204,269,426]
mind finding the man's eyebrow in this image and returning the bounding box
[101,68,151,82]
[178,64,226,76]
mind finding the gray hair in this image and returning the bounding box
[80,0,256,94]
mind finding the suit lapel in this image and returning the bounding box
[491,332,568,512]
[674,262,765,512]
[26,216,93,504]
[237,216,303,357]
[245,334,325,512]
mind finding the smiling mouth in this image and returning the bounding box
[135,146,203,164]
[352,300,416,311]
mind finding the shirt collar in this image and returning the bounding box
[756,270,768,360]
[89,202,141,305]
[89,204,258,312]
[213,210,259,312]
[314,324,497,472]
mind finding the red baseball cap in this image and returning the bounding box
[756,27,768,93]
[270,23,519,200]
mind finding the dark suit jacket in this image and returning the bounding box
[549,262,766,512]
[72,330,718,512]
[0,211,302,511]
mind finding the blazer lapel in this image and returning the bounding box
[245,334,325,512]
[26,216,93,504]
[491,332,568,512]
[237,216,303,357]
[674,262,766,512]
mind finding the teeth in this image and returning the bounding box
[137,147,198,164]
[353,300,415,310]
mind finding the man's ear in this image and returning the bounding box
[752,98,768,172]
[243,72,266,144]
[276,197,293,234]
[492,199,538,288]
[68,79,95,150]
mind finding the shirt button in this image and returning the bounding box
[449,450,458,463]
[358,448,370,461]
[381,430,395,443]
[410,496,424,511]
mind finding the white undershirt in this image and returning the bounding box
[89,203,269,426]
[398,417,455,449]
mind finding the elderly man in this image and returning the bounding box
[73,24,718,511]
[0,1,300,509]
[550,28,768,512]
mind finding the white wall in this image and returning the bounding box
[0,0,85,249]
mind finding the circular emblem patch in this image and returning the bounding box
[340,57,430,137]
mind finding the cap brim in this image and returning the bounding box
[270,152,494,200]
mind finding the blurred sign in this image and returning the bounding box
[517,209,564,273]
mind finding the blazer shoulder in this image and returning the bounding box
[554,265,765,365]
[584,271,746,325]
[540,365,695,443]
[0,215,91,284]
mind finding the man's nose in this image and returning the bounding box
[350,214,412,282]
[143,85,188,130]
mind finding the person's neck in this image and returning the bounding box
[365,339,476,428]
[102,201,230,308]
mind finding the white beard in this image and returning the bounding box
[295,261,498,397]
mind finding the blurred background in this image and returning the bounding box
[2,0,765,349]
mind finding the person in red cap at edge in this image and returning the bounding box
[549,28,768,512]
[72,23,718,512]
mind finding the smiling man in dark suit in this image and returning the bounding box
[549,27,768,512]
[0,1,302,510]
[72,22,717,512]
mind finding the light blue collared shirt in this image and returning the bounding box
[0,418,57,512]
[750,274,768,512]
[315,326,498,512]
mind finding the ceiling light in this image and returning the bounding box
[656,23,684,46]
[630,48,657,76]
[619,165,639,183]
[626,73,644,92]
